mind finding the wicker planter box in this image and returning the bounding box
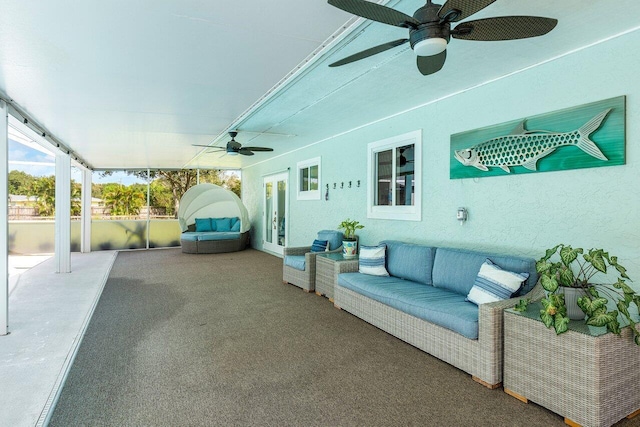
[504,305,640,427]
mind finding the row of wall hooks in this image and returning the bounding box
[328,180,360,190]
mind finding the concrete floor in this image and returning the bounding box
[1,251,117,427]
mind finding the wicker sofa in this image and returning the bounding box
[181,217,249,254]
[334,240,542,388]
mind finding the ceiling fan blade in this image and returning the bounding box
[238,148,255,156]
[438,0,496,22]
[329,38,409,67]
[328,0,419,29]
[242,147,274,152]
[192,144,216,147]
[416,50,447,76]
[452,16,558,41]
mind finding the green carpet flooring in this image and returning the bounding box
[48,248,625,426]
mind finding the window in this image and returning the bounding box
[297,157,321,200]
[367,130,422,221]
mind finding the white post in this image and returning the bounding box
[80,167,92,253]
[146,168,150,250]
[55,152,71,273]
[1,100,9,335]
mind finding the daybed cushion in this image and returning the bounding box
[195,218,214,232]
[180,233,201,242]
[431,247,538,296]
[284,255,306,271]
[317,230,343,251]
[214,217,233,232]
[231,218,241,232]
[381,240,435,285]
[197,232,241,241]
[338,273,479,339]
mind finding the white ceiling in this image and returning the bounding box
[1,0,639,171]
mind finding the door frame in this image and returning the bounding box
[262,172,289,256]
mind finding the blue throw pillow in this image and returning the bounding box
[467,259,529,305]
[359,244,389,276]
[230,218,240,232]
[311,239,328,252]
[214,217,232,232]
[194,218,213,232]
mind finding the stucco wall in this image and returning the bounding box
[242,30,640,284]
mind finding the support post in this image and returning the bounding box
[1,100,8,335]
[80,167,92,253]
[55,152,71,273]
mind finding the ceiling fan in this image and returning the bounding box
[327,0,558,75]
[193,131,274,156]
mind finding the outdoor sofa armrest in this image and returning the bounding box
[283,246,312,257]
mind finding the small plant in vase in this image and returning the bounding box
[338,219,364,258]
[517,244,640,345]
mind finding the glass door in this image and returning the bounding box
[263,172,288,255]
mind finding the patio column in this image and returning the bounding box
[80,167,92,253]
[55,152,71,273]
[1,100,8,335]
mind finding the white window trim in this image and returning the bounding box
[296,157,321,201]
[367,130,422,221]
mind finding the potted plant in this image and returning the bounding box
[516,244,640,345]
[338,218,364,258]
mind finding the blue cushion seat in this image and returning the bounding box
[214,217,233,232]
[284,255,306,271]
[317,230,343,251]
[338,272,479,339]
[197,232,241,241]
[195,218,214,232]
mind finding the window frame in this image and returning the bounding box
[296,157,321,201]
[367,130,422,221]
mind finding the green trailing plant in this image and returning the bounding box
[337,219,364,240]
[520,244,640,345]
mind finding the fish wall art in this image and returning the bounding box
[450,96,625,179]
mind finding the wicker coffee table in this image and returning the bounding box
[315,252,359,302]
[503,303,640,427]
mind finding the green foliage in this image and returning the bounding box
[103,184,145,216]
[513,298,530,312]
[8,170,36,194]
[536,244,640,345]
[337,218,364,240]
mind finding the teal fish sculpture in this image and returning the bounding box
[454,109,611,173]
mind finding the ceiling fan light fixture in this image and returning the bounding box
[413,37,447,56]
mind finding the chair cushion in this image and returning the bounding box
[358,245,389,276]
[311,239,328,252]
[467,259,530,305]
[317,230,343,251]
[180,232,201,242]
[381,240,435,285]
[284,255,306,271]
[195,218,213,232]
[230,217,241,232]
[214,217,232,232]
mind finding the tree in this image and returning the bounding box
[103,184,145,216]
[8,170,35,194]
[224,173,241,197]
[28,176,56,216]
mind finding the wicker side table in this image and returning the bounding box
[315,253,359,302]
[503,304,640,427]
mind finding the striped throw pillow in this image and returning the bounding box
[359,244,389,276]
[467,259,529,305]
[310,239,328,252]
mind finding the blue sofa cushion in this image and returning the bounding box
[181,232,201,242]
[195,218,213,232]
[214,217,232,232]
[284,255,306,271]
[381,240,435,285]
[317,230,343,251]
[432,248,538,297]
[230,217,241,232]
[338,273,479,339]
[197,232,241,241]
